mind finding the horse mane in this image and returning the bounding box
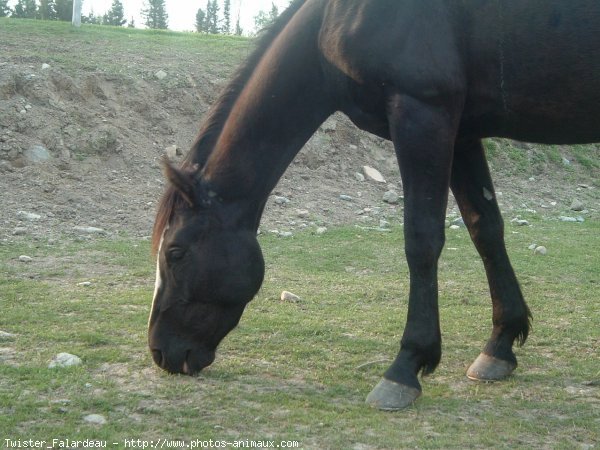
[152,0,309,254]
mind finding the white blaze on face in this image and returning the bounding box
[149,227,168,328]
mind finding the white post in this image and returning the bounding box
[72,0,82,27]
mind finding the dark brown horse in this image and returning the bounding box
[149,0,599,410]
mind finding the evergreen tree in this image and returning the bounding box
[0,0,11,17]
[222,0,231,34]
[55,0,73,21]
[206,0,219,34]
[234,14,242,36]
[105,0,126,26]
[38,0,57,20]
[253,3,279,33]
[12,0,37,18]
[195,7,206,33]
[82,9,103,24]
[142,0,168,29]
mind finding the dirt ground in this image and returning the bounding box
[1,32,598,245]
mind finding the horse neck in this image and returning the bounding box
[201,0,335,205]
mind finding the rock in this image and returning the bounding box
[570,198,585,211]
[562,157,571,166]
[510,218,529,226]
[321,118,337,132]
[296,209,310,219]
[528,244,537,250]
[279,231,293,238]
[559,216,578,222]
[382,190,399,205]
[17,211,41,221]
[273,196,290,205]
[41,63,51,70]
[0,331,16,341]
[354,172,365,182]
[451,217,466,227]
[73,226,106,234]
[83,414,107,425]
[165,145,178,159]
[24,145,51,163]
[534,246,547,256]
[363,166,386,183]
[78,281,92,287]
[281,291,301,302]
[379,219,390,229]
[154,70,167,80]
[576,216,585,223]
[49,353,82,368]
[339,194,353,201]
[315,227,327,235]
[449,225,461,230]
[13,227,27,236]
[18,255,33,263]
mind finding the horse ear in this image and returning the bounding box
[162,158,201,207]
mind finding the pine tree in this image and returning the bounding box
[0,0,11,17]
[253,2,280,33]
[142,0,168,30]
[206,0,219,34]
[38,0,57,20]
[105,0,126,26]
[234,15,242,36]
[54,0,73,21]
[195,7,206,33]
[12,0,37,18]
[222,0,231,34]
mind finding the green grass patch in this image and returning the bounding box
[1,220,598,448]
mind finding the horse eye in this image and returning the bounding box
[167,247,186,261]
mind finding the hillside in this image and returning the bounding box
[1,19,598,241]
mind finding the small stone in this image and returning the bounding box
[363,166,386,183]
[13,227,27,236]
[296,209,310,219]
[73,226,106,234]
[379,219,390,229]
[562,157,571,166]
[42,63,51,70]
[78,282,92,287]
[382,190,399,205]
[315,227,327,235]
[19,255,33,263]
[154,70,167,80]
[281,291,301,302]
[354,172,365,182]
[449,225,461,230]
[17,211,41,221]
[165,145,177,159]
[528,244,537,250]
[279,231,293,238]
[339,194,353,201]
[511,218,529,226]
[576,216,585,223]
[25,145,51,163]
[49,352,82,368]
[559,216,578,222]
[273,196,290,205]
[570,199,585,211]
[83,414,107,425]
[0,331,16,341]
[534,246,547,256]
[451,217,466,227]
[25,104,32,111]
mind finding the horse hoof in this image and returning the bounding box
[365,378,421,411]
[466,353,516,381]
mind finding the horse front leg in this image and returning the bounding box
[366,94,460,410]
[450,138,532,381]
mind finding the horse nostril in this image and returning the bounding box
[151,349,164,367]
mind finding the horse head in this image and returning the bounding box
[148,160,264,375]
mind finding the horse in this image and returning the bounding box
[149,0,600,410]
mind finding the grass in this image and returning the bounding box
[1,219,598,449]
